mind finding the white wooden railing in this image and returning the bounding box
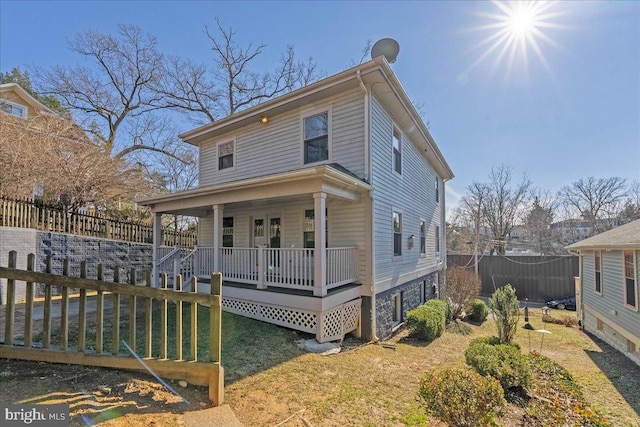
[159,246,359,294]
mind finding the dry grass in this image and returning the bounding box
[225,308,640,427]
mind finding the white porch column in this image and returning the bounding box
[152,212,162,288]
[212,205,223,273]
[313,192,327,297]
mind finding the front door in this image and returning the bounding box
[252,218,267,247]
[252,216,281,248]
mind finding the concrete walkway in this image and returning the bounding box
[182,405,244,427]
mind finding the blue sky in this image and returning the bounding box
[1,1,639,210]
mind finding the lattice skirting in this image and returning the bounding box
[222,297,361,343]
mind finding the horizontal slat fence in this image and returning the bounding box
[0,196,196,247]
[0,251,223,405]
[448,254,579,302]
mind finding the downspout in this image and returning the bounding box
[568,249,584,328]
[357,70,379,342]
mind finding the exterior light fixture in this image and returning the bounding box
[408,234,415,249]
[260,116,268,124]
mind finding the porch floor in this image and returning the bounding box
[194,276,361,298]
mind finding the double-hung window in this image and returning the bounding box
[0,100,27,119]
[435,177,440,203]
[304,112,329,164]
[623,250,637,309]
[222,217,234,247]
[303,209,328,248]
[218,141,234,170]
[419,220,426,255]
[435,225,441,254]
[393,211,402,257]
[392,127,402,174]
[595,250,602,294]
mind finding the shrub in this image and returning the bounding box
[468,298,489,322]
[428,298,451,323]
[406,300,447,341]
[465,338,531,390]
[418,368,505,427]
[489,284,520,344]
[445,266,482,319]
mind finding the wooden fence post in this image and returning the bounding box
[96,264,104,354]
[191,277,198,361]
[128,268,137,352]
[176,274,183,361]
[3,251,17,346]
[209,272,223,406]
[24,254,35,348]
[160,273,168,360]
[145,271,153,359]
[43,256,52,349]
[78,261,87,352]
[60,258,70,351]
[112,266,121,355]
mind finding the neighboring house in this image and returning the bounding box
[0,82,54,119]
[139,57,454,342]
[567,219,640,366]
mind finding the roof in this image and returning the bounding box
[566,219,640,251]
[179,57,454,181]
[0,83,54,114]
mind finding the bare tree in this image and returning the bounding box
[34,24,179,161]
[557,177,628,233]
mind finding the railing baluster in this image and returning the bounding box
[145,271,153,359]
[176,275,183,361]
[191,277,198,361]
[78,261,87,352]
[160,273,168,359]
[112,266,121,355]
[60,258,70,351]
[43,257,52,349]
[129,268,137,353]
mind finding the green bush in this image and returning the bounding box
[468,298,488,322]
[489,284,520,344]
[418,368,505,427]
[465,337,531,390]
[428,298,451,322]
[406,300,447,341]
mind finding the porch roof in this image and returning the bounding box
[137,164,372,216]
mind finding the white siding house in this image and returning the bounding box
[567,219,640,366]
[139,57,454,341]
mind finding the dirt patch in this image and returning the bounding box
[0,359,210,426]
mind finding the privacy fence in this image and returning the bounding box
[1,196,196,247]
[0,251,224,405]
[447,255,579,302]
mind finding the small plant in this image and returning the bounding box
[418,368,505,427]
[468,298,489,322]
[445,266,482,319]
[465,337,531,390]
[489,284,520,344]
[405,300,447,341]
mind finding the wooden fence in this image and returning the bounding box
[447,254,579,302]
[0,196,197,247]
[0,251,224,405]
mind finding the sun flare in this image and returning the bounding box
[468,1,563,79]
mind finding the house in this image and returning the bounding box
[567,219,640,366]
[0,82,54,119]
[139,57,454,342]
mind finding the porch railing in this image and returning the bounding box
[159,246,359,294]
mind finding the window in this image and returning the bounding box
[218,141,234,170]
[222,217,234,247]
[435,225,440,253]
[435,177,440,203]
[595,250,602,294]
[623,250,637,309]
[0,100,27,119]
[392,127,402,174]
[391,293,402,326]
[393,211,402,256]
[303,209,328,248]
[419,220,426,255]
[304,112,328,164]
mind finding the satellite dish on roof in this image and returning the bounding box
[371,38,400,64]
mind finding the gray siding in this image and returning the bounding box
[370,95,443,288]
[199,89,365,186]
[582,249,640,342]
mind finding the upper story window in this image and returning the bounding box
[419,220,426,255]
[623,250,637,309]
[392,127,402,175]
[218,141,234,170]
[222,217,234,247]
[595,250,602,294]
[435,225,441,254]
[0,100,27,119]
[393,210,402,257]
[435,177,440,203]
[304,112,329,164]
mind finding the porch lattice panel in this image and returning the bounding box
[221,297,361,342]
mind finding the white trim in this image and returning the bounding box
[594,250,603,296]
[392,125,402,177]
[0,99,28,119]
[391,292,402,327]
[300,106,332,166]
[419,218,427,257]
[375,265,442,294]
[216,137,236,173]
[623,250,638,312]
[392,208,403,260]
